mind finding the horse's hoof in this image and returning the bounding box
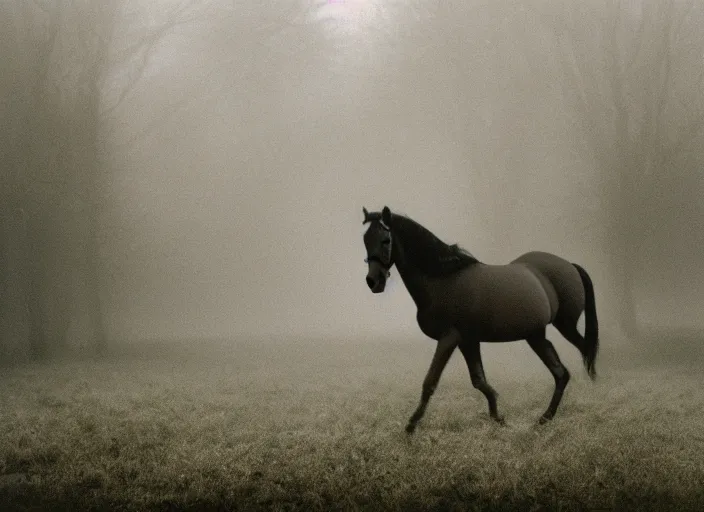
[538,415,551,425]
[405,423,416,435]
[493,416,506,426]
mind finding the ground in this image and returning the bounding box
[1,337,703,511]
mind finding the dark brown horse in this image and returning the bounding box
[362,206,599,433]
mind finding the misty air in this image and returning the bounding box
[1,0,703,510]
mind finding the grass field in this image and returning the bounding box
[1,337,703,511]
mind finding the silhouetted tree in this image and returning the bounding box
[0,0,203,359]
[537,0,704,340]
[1,0,326,360]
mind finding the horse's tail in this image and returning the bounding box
[572,263,599,381]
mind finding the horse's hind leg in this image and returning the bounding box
[554,320,589,373]
[554,319,584,354]
[457,339,504,424]
[526,330,571,424]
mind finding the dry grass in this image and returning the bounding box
[1,337,703,511]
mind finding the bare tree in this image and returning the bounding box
[0,0,204,359]
[1,0,125,358]
[1,0,327,360]
[536,0,704,340]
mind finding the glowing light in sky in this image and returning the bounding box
[319,0,382,35]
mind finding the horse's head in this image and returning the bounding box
[362,205,394,293]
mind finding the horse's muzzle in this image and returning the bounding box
[366,259,389,293]
[366,271,387,293]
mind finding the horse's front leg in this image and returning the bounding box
[405,330,460,434]
[457,338,504,424]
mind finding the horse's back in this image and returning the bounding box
[511,251,585,324]
[449,263,555,340]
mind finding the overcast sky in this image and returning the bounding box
[96,0,704,343]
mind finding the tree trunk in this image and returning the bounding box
[614,159,646,342]
[614,240,641,341]
[601,153,642,343]
[86,213,106,354]
[85,84,108,354]
[20,208,48,359]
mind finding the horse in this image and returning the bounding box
[361,206,599,433]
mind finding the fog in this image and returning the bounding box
[2,0,704,360]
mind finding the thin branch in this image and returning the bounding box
[109,58,233,148]
[102,36,166,115]
[31,0,53,15]
[557,32,589,119]
[605,0,626,125]
[661,114,704,165]
[626,0,647,73]
[636,2,657,147]
[556,28,615,155]
[652,1,675,148]
[102,2,207,115]
[672,0,697,47]
[19,0,59,95]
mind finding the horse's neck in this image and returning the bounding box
[394,242,431,309]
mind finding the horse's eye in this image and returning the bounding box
[381,239,390,245]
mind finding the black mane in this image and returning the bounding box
[391,214,479,277]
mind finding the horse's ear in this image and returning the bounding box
[362,207,370,224]
[381,206,391,226]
